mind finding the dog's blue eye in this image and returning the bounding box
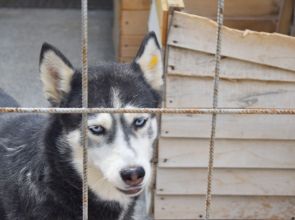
[133,117,147,128]
[88,125,105,135]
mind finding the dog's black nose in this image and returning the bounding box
[120,167,145,186]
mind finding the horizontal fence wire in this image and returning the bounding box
[1,107,295,114]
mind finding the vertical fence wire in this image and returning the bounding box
[205,0,224,219]
[81,0,89,219]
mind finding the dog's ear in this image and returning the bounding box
[133,32,163,91]
[39,43,74,106]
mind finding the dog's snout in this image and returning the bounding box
[120,167,145,186]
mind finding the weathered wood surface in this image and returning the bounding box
[166,76,295,108]
[167,46,295,82]
[168,11,295,71]
[119,56,133,63]
[158,138,295,169]
[121,35,144,47]
[121,10,149,35]
[277,0,294,34]
[222,19,276,32]
[121,0,150,10]
[161,114,295,140]
[113,0,121,60]
[183,0,282,17]
[154,5,295,220]
[156,168,295,196]
[120,46,138,57]
[154,195,295,219]
[167,0,184,9]
[155,0,168,45]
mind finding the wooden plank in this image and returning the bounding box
[166,76,295,108]
[183,0,282,17]
[119,35,142,57]
[224,19,276,32]
[154,195,295,219]
[168,11,295,72]
[113,0,121,60]
[156,0,168,45]
[167,46,295,82]
[121,10,149,35]
[153,0,184,46]
[120,46,139,57]
[121,35,144,47]
[121,0,150,10]
[119,56,133,63]
[156,168,295,196]
[159,138,295,169]
[161,114,295,139]
[277,0,294,34]
[167,0,184,9]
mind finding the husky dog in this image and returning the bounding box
[0,32,163,220]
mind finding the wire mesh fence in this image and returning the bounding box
[1,0,295,220]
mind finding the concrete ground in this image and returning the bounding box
[0,9,114,107]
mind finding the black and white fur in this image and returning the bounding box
[0,32,163,220]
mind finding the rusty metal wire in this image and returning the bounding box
[0,1,293,219]
[81,0,88,219]
[1,107,295,114]
[205,0,224,219]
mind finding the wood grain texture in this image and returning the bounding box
[277,0,294,34]
[161,114,295,139]
[223,19,276,32]
[156,168,295,196]
[119,35,143,57]
[155,0,168,45]
[120,45,139,57]
[154,195,295,219]
[119,56,133,63]
[167,0,184,9]
[166,76,295,108]
[168,11,295,71]
[121,0,150,10]
[183,0,281,17]
[167,46,295,82]
[158,138,295,169]
[113,0,121,60]
[121,10,149,35]
[121,35,145,47]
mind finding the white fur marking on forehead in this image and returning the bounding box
[88,113,112,130]
[111,88,122,108]
[40,50,74,103]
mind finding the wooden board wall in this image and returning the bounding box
[155,11,295,220]
[155,196,295,219]
[182,0,294,34]
[113,0,150,62]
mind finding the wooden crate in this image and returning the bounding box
[154,11,295,220]
[149,0,295,50]
[113,0,151,63]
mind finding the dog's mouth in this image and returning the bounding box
[117,186,143,197]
